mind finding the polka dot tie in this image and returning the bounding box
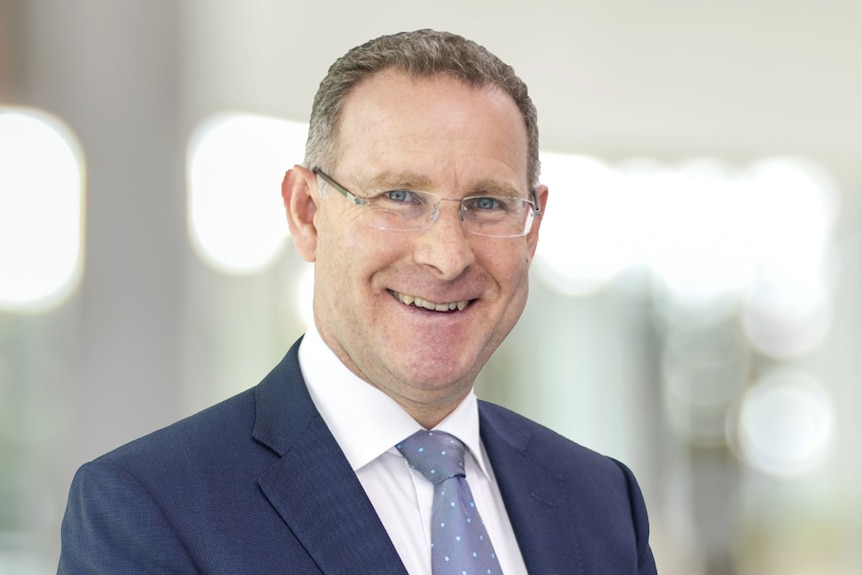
[396,430,501,575]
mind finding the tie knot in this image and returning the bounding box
[396,430,466,485]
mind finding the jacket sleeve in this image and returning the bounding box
[58,459,200,574]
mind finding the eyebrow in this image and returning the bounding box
[356,172,432,194]
[469,178,523,198]
[360,172,523,197]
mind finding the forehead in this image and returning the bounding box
[333,70,529,188]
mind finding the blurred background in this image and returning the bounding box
[1,0,860,573]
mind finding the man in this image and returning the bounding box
[59,30,657,574]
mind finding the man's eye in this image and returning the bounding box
[381,190,420,203]
[466,196,506,211]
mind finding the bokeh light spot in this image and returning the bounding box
[735,370,835,477]
[187,113,306,274]
[0,108,84,312]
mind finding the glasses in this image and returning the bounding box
[312,168,541,238]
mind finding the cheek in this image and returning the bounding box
[317,220,396,290]
[482,244,532,288]
[313,228,354,302]
[344,232,366,254]
[345,223,404,265]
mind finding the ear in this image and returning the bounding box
[526,184,548,258]
[282,165,319,262]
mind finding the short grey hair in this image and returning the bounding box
[304,29,540,188]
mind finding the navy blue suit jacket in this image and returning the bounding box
[59,339,657,574]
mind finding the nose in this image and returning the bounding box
[413,199,474,280]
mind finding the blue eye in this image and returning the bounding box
[477,197,500,210]
[384,190,414,203]
[465,196,509,211]
[372,189,432,217]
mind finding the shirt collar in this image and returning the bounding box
[297,324,491,479]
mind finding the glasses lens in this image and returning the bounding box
[364,189,437,231]
[318,167,537,238]
[462,196,535,237]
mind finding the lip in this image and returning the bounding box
[388,289,471,312]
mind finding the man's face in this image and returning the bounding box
[302,70,546,424]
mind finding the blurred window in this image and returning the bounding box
[0,108,85,313]
[186,113,306,275]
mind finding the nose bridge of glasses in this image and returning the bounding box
[435,197,469,221]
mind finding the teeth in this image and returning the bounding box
[393,291,469,312]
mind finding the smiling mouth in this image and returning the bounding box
[389,290,470,312]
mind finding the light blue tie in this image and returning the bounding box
[396,430,501,575]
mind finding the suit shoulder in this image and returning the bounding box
[82,343,306,483]
[94,385,260,473]
[480,401,657,574]
[478,400,595,453]
[478,400,626,477]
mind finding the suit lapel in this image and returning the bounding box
[479,404,585,575]
[253,342,408,575]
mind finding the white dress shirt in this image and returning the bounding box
[298,325,528,575]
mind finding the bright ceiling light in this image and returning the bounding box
[535,152,631,296]
[534,154,839,357]
[741,157,840,359]
[0,109,84,312]
[187,113,307,274]
[644,159,759,312]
